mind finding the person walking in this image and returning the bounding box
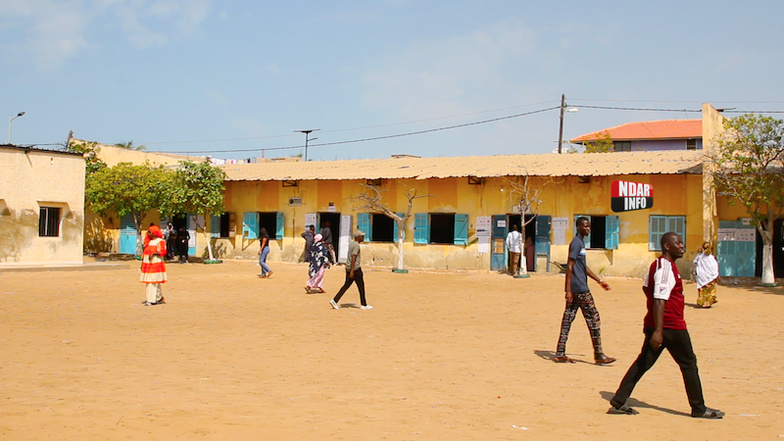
[176,225,189,263]
[306,233,331,293]
[329,230,371,310]
[506,224,523,275]
[258,227,273,278]
[692,241,720,308]
[300,225,315,263]
[553,217,615,364]
[609,232,724,419]
[140,225,167,306]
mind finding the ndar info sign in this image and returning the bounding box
[611,180,653,213]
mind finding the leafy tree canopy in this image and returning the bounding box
[162,160,226,218]
[66,140,107,176]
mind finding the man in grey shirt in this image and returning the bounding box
[554,217,615,365]
[329,230,372,310]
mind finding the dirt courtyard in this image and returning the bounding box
[0,259,782,440]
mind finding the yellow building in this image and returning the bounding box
[0,145,85,266]
[214,150,710,277]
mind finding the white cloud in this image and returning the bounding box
[0,0,212,69]
[362,20,539,120]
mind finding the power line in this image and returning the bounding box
[163,106,561,154]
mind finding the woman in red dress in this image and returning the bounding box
[140,225,167,306]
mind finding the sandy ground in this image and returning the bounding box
[0,258,782,441]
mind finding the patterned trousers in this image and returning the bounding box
[555,290,604,357]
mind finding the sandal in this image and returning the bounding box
[608,404,639,415]
[692,408,724,419]
[554,356,576,363]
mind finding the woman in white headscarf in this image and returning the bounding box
[692,241,720,308]
[306,233,331,293]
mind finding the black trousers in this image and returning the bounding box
[611,327,706,414]
[332,268,367,306]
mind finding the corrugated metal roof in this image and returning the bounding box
[221,150,705,181]
[571,119,702,142]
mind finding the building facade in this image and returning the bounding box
[0,145,85,266]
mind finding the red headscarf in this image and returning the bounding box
[148,225,164,239]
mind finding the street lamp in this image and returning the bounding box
[556,95,578,154]
[8,111,25,144]
[294,129,319,162]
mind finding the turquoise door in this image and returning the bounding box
[717,220,756,277]
[490,215,507,271]
[120,214,137,254]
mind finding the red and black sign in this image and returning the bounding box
[611,180,653,212]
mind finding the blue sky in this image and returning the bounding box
[2,0,783,160]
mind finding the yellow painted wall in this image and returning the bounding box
[219,173,710,276]
[1,148,85,265]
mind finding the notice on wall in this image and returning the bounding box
[305,213,317,229]
[552,217,568,245]
[718,228,755,242]
[476,216,491,253]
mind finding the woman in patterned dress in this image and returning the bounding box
[140,225,167,306]
[306,234,331,293]
[692,241,719,308]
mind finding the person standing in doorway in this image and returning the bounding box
[320,221,336,264]
[164,222,176,260]
[553,216,615,365]
[140,225,167,306]
[506,224,523,275]
[176,225,189,264]
[300,225,315,263]
[258,227,273,278]
[609,232,724,419]
[330,230,371,310]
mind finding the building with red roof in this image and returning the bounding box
[571,119,703,151]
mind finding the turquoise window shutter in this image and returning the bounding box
[210,215,220,238]
[414,213,429,244]
[454,213,469,245]
[649,215,665,251]
[393,212,404,242]
[357,213,371,241]
[605,215,619,250]
[243,212,259,239]
[275,212,284,240]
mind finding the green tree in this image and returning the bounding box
[709,114,784,285]
[114,140,147,151]
[162,160,227,262]
[352,184,431,272]
[568,131,615,153]
[66,140,107,176]
[86,162,171,256]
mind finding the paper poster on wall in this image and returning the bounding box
[305,213,317,228]
[552,217,568,245]
[478,237,490,254]
[476,216,491,254]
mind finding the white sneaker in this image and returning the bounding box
[329,300,340,309]
[359,305,373,310]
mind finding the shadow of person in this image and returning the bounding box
[533,350,594,365]
[598,391,690,417]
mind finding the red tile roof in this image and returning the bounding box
[571,119,702,142]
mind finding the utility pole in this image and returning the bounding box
[557,94,565,154]
[295,129,319,162]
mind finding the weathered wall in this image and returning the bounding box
[0,147,85,265]
[218,173,709,276]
